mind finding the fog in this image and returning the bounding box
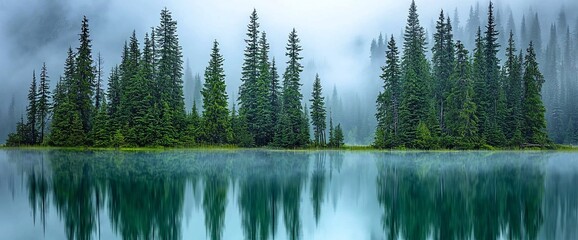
[0,0,577,144]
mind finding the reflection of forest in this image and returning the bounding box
[375,152,576,240]
[11,150,344,240]
[9,150,578,240]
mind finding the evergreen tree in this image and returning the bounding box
[252,31,274,145]
[26,71,38,144]
[92,99,110,147]
[94,53,104,111]
[238,9,261,142]
[472,27,487,142]
[230,102,254,147]
[445,41,478,148]
[375,36,401,148]
[270,58,281,130]
[201,41,232,144]
[73,16,95,136]
[37,63,51,144]
[275,29,306,148]
[432,11,455,134]
[310,74,327,146]
[301,104,311,146]
[107,67,122,131]
[522,43,548,145]
[504,31,524,145]
[399,0,432,148]
[333,124,344,148]
[328,113,335,147]
[193,73,203,112]
[483,2,506,146]
[155,8,185,142]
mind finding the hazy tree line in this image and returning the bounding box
[373,1,549,149]
[371,1,578,147]
[5,8,345,148]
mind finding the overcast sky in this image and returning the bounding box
[0,0,576,116]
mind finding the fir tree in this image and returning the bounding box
[375,36,401,148]
[26,71,38,144]
[504,31,523,144]
[483,2,506,146]
[107,67,121,131]
[333,124,344,148]
[92,99,110,147]
[399,0,431,148]
[201,41,232,144]
[94,53,104,111]
[432,11,455,133]
[37,63,51,144]
[472,27,487,141]
[310,74,327,146]
[238,9,261,143]
[155,8,185,142]
[446,41,478,148]
[275,29,306,148]
[522,42,548,145]
[328,113,335,147]
[73,16,95,135]
[252,31,274,145]
[230,102,254,147]
[270,58,281,130]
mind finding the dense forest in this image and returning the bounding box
[4,8,344,148]
[1,1,560,149]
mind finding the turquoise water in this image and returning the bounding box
[0,150,577,240]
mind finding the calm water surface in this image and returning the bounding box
[0,150,577,240]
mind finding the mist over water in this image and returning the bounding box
[1,0,577,144]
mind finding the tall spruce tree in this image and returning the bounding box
[432,11,455,134]
[253,31,274,145]
[270,58,281,130]
[472,27,487,142]
[155,8,185,141]
[445,41,478,147]
[201,41,232,144]
[26,71,38,144]
[107,66,121,131]
[37,63,51,144]
[275,29,306,148]
[238,9,261,142]
[375,36,401,148]
[94,53,104,111]
[522,43,548,145]
[483,2,506,146]
[504,31,524,145]
[399,0,432,148]
[310,74,326,146]
[74,16,95,136]
[49,48,76,146]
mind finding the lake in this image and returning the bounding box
[0,150,577,240]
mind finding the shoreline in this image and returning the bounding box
[1,145,576,152]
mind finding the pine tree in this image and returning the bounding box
[375,36,401,148]
[26,71,38,144]
[328,113,335,147]
[399,0,432,148]
[230,102,254,147]
[310,74,327,146]
[445,41,478,148]
[107,66,121,131]
[275,29,306,148]
[333,124,344,148]
[49,76,71,146]
[238,9,261,143]
[270,58,281,130]
[155,8,185,142]
[301,104,311,146]
[252,31,274,145]
[483,2,506,146]
[92,99,110,147]
[193,73,203,112]
[432,11,455,134]
[522,42,548,145]
[37,63,51,144]
[73,16,95,136]
[94,53,104,111]
[202,41,232,144]
[472,27,487,142]
[504,31,524,145]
